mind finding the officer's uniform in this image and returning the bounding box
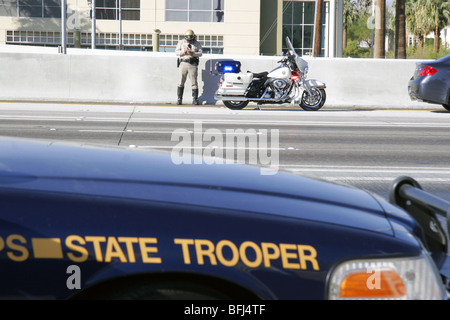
[176,30,203,105]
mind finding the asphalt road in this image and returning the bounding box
[0,102,449,202]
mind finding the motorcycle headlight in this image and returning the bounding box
[303,66,308,76]
[327,254,446,300]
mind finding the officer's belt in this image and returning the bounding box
[181,57,199,65]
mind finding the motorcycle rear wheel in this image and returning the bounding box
[300,88,326,111]
[223,100,249,110]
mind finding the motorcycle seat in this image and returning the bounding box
[249,71,268,79]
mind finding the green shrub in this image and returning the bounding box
[406,43,450,59]
[343,40,371,58]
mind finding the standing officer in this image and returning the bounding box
[176,29,203,105]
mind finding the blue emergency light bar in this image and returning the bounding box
[215,60,241,73]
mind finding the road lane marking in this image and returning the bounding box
[2,115,450,129]
[319,177,450,182]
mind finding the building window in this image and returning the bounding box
[282,0,327,56]
[0,0,61,18]
[159,33,224,54]
[96,0,140,20]
[7,30,63,45]
[166,0,224,22]
[6,29,224,53]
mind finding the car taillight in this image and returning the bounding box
[417,65,438,77]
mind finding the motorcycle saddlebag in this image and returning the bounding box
[220,73,253,95]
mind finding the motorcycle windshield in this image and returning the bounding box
[285,37,308,74]
[295,56,308,74]
[286,37,295,53]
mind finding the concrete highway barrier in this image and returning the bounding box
[0,45,433,109]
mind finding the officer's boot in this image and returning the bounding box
[177,87,184,105]
[192,89,199,105]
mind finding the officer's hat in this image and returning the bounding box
[184,29,196,41]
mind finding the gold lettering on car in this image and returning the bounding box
[0,234,319,271]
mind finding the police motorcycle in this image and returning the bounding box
[214,37,326,111]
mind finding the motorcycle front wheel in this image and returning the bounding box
[223,100,249,110]
[299,88,326,111]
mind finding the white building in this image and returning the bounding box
[436,25,450,48]
[0,0,343,56]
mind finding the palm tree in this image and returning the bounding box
[406,0,423,48]
[374,0,386,58]
[395,0,406,58]
[343,0,359,49]
[427,0,450,53]
[407,0,450,54]
[355,0,372,16]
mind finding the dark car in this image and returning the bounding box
[0,137,448,300]
[408,54,450,111]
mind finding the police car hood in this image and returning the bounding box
[0,138,394,235]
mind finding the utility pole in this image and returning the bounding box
[119,0,123,50]
[313,0,323,57]
[90,0,96,49]
[371,0,375,57]
[61,0,67,54]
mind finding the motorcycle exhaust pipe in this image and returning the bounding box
[214,95,248,101]
[214,95,291,102]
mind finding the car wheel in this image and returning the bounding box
[79,278,234,300]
